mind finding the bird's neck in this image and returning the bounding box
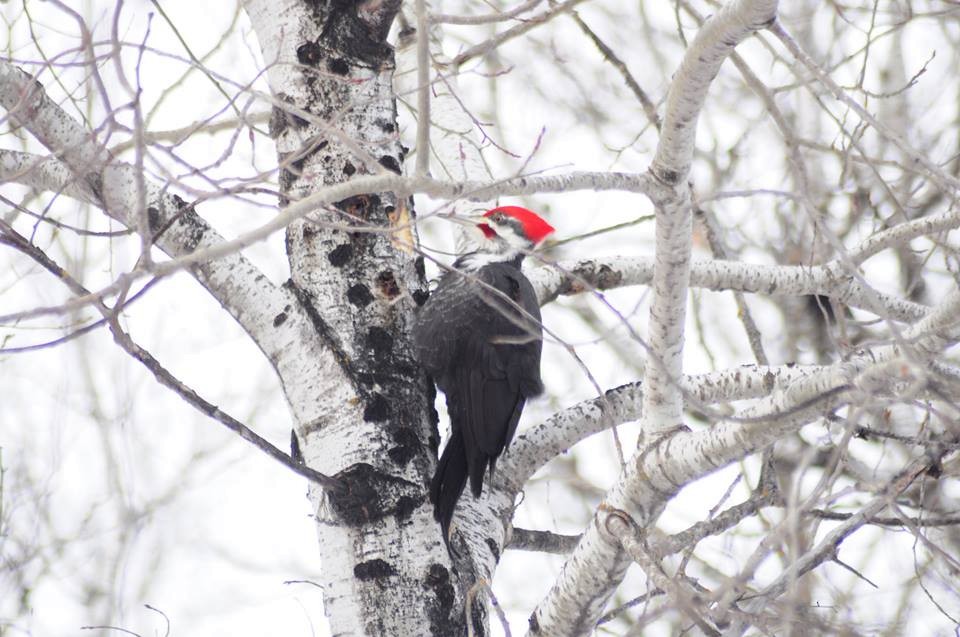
[455,249,524,272]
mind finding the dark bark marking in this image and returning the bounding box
[598,263,622,288]
[175,209,207,252]
[142,195,195,247]
[378,155,401,174]
[297,40,324,66]
[485,537,501,562]
[412,289,429,307]
[354,558,397,581]
[327,462,422,525]
[273,94,309,132]
[425,381,440,449]
[291,430,303,464]
[269,105,288,138]
[652,166,682,185]
[336,194,375,220]
[424,563,459,636]
[394,495,417,521]
[470,600,486,637]
[316,1,396,67]
[347,282,374,307]
[366,326,394,356]
[273,311,288,327]
[556,261,624,299]
[290,153,307,175]
[343,160,356,176]
[146,206,161,233]
[327,243,354,267]
[328,57,350,75]
[387,427,419,466]
[528,614,541,634]
[279,167,297,193]
[363,394,390,422]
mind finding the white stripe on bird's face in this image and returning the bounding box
[488,219,533,250]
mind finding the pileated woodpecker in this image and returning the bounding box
[413,206,555,543]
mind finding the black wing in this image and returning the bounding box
[413,261,545,541]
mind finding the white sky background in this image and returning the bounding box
[1,0,959,635]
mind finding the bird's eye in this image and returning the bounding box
[492,212,505,223]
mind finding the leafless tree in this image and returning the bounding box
[2,0,960,635]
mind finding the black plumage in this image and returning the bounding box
[413,254,544,543]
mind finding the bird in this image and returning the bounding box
[412,205,555,544]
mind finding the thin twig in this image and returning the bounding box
[431,0,543,25]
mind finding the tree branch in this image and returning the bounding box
[0,62,312,373]
[527,255,931,321]
[0,218,344,491]
[727,454,939,634]
[508,528,581,554]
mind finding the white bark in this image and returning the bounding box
[0,150,94,204]
[497,364,822,496]
[528,255,931,321]
[2,146,931,330]
[633,289,960,516]
[242,1,461,634]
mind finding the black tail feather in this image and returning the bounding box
[430,428,469,545]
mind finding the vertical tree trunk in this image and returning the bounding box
[243,1,466,633]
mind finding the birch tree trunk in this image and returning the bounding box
[242,1,466,633]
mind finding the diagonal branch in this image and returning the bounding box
[498,364,819,497]
[0,62,308,368]
[450,0,589,67]
[0,218,343,491]
[726,453,939,635]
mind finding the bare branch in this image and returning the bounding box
[0,218,344,491]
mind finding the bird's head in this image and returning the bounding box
[474,206,555,255]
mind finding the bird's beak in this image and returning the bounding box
[462,207,489,221]
[445,215,481,227]
[440,209,497,239]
